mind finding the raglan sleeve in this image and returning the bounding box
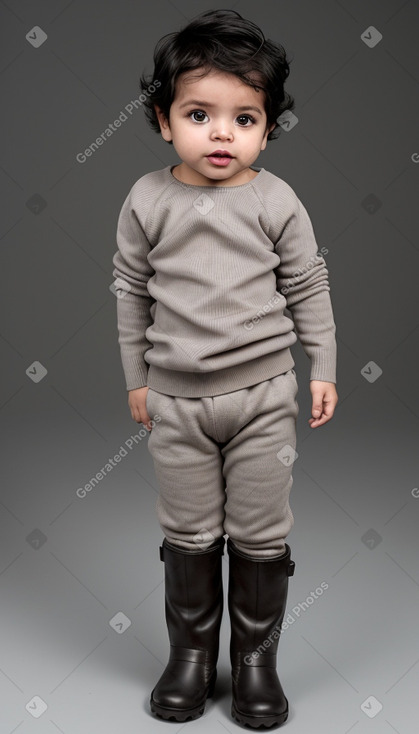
[112,186,155,391]
[274,192,337,383]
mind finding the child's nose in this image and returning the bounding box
[211,124,233,140]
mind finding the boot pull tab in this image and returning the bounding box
[287,560,296,577]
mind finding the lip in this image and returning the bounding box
[206,150,235,167]
[208,150,234,157]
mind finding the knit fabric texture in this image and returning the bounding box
[112,165,337,396]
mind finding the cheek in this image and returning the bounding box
[238,128,265,147]
[179,123,206,145]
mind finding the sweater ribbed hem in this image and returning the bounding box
[145,349,295,397]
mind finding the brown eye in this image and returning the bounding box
[190,110,208,123]
[237,115,255,126]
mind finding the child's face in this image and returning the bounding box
[154,68,275,186]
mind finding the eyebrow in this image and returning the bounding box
[178,100,263,115]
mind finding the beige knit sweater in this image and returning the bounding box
[112,165,337,397]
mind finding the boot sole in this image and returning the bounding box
[150,701,205,722]
[150,670,216,721]
[232,702,288,729]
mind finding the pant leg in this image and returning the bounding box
[146,369,299,557]
[145,388,226,551]
[216,370,299,557]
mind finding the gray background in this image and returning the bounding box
[1,0,418,732]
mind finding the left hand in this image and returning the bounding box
[308,380,338,428]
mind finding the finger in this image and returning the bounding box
[311,402,323,419]
[309,412,332,428]
[143,414,152,431]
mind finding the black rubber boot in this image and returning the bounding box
[227,538,296,729]
[150,535,225,722]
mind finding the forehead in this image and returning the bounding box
[173,68,266,107]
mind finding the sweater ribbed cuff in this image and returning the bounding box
[309,346,337,383]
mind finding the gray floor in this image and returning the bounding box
[1,0,418,732]
[1,379,418,733]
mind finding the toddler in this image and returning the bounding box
[112,8,338,729]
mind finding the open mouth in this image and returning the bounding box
[209,151,233,158]
[207,151,234,166]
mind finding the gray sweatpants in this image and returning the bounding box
[146,369,299,558]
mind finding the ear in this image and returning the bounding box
[154,105,173,143]
[260,123,276,151]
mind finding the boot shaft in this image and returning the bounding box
[227,539,295,658]
[160,536,225,651]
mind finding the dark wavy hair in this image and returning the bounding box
[138,9,295,144]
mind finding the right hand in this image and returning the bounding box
[128,386,153,430]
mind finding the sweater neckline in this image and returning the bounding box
[167,164,264,190]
